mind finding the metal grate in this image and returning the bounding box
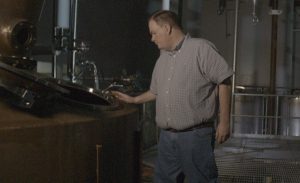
[142,138,300,183]
[217,158,300,183]
[216,138,300,183]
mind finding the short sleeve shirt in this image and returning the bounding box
[150,34,233,130]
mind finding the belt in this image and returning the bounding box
[164,122,214,133]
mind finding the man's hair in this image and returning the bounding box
[149,10,182,29]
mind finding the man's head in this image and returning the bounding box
[148,10,184,51]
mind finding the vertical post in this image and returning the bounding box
[69,0,78,83]
[53,0,71,78]
[269,0,278,95]
[162,0,170,10]
[267,0,279,134]
[52,0,58,78]
[275,95,279,135]
[230,0,239,135]
[290,1,295,90]
[264,96,269,135]
[57,0,71,28]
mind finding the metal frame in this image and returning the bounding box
[230,0,239,136]
[230,0,300,140]
[232,92,300,139]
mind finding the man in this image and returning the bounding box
[112,10,232,183]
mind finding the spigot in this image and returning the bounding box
[101,82,124,94]
[76,41,90,53]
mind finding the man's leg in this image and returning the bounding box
[179,127,218,183]
[154,130,183,183]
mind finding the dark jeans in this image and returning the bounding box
[154,127,218,183]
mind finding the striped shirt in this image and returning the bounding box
[150,34,233,130]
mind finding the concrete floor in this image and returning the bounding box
[142,137,300,183]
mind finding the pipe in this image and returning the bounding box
[162,0,170,10]
[252,0,259,23]
[230,0,239,135]
[218,0,227,15]
[52,0,58,78]
[57,0,70,28]
[70,0,78,82]
[291,1,295,91]
[52,0,71,78]
[86,61,99,89]
[269,0,278,94]
[267,0,279,134]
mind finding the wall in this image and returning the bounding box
[34,0,158,84]
[181,0,299,90]
[34,0,299,90]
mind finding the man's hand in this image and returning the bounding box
[215,121,230,144]
[111,91,135,103]
[112,90,156,104]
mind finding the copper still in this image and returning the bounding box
[0,0,117,112]
[0,1,140,182]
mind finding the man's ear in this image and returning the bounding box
[164,24,172,35]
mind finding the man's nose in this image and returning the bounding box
[151,36,155,42]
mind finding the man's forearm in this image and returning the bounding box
[219,84,231,124]
[133,90,156,104]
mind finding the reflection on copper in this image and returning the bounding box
[0,0,44,57]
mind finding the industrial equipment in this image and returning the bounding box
[0,0,140,182]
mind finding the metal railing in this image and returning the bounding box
[231,92,300,139]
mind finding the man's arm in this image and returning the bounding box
[111,90,156,104]
[216,78,231,144]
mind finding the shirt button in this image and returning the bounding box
[173,55,176,58]
[166,91,169,94]
[168,78,171,81]
[167,118,171,121]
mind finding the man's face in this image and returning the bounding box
[148,19,170,50]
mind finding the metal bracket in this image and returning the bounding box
[269,9,282,15]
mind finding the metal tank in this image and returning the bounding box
[233,86,265,135]
[0,1,140,182]
[280,96,300,136]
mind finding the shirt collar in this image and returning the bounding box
[166,34,190,55]
[174,36,185,51]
